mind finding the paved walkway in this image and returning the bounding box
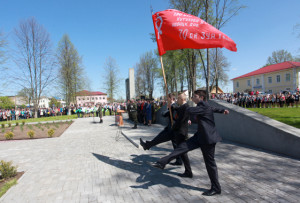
[0,116,299,203]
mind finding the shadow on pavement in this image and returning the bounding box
[92,152,206,191]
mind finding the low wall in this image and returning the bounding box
[155,105,169,126]
[155,100,300,159]
[209,100,300,159]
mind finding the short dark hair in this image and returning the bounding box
[194,90,207,100]
[168,93,175,99]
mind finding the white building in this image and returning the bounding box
[38,97,50,108]
[76,90,107,107]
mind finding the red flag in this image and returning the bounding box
[152,9,237,56]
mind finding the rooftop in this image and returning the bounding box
[232,61,300,80]
[76,90,107,96]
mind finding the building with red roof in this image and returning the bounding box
[231,61,300,93]
[76,90,107,107]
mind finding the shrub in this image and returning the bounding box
[0,160,17,179]
[22,121,25,125]
[4,132,14,140]
[15,122,19,126]
[27,130,35,139]
[1,123,5,128]
[8,123,12,127]
[47,129,55,138]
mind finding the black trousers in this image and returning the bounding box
[158,134,221,192]
[147,128,192,175]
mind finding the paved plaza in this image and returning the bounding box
[0,116,299,203]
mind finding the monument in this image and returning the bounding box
[126,68,135,101]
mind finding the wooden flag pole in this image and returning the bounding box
[160,55,173,126]
[152,6,173,126]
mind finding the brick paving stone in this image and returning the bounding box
[0,116,299,203]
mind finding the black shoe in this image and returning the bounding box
[100,119,103,123]
[169,161,182,166]
[151,162,165,169]
[202,189,221,196]
[140,138,148,150]
[177,172,193,178]
[132,124,137,129]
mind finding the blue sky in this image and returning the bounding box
[1,0,300,97]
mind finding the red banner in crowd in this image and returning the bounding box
[152,9,237,56]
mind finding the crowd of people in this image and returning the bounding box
[75,103,127,118]
[127,99,162,127]
[0,103,129,122]
[214,90,300,108]
[0,107,72,122]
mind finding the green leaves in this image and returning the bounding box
[0,96,14,109]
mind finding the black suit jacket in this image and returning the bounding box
[187,101,225,145]
[172,102,189,137]
[163,103,179,129]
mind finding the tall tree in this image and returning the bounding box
[135,62,147,97]
[169,0,243,99]
[57,34,86,105]
[208,49,229,89]
[212,0,244,94]
[103,56,120,102]
[135,51,158,99]
[13,17,55,117]
[266,50,293,65]
[169,0,205,99]
[199,0,244,97]
[17,87,33,105]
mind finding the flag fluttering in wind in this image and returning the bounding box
[152,9,237,55]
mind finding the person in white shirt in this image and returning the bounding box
[15,109,20,120]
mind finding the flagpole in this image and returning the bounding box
[151,5,173,126]
[159,55,173,126]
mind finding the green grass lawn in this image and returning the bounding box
[0,179,17,198]
[1,114,77,126]
[247,108,300,129]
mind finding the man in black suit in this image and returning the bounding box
[152,90,229,196]
[140,93,192,177]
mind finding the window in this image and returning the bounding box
[247,80,250,86]
[268,77,272,84]
[92,97,94,100]
[286,73,291,82]
[236,82,239,87]
[96,97,98,100]
[78,98,81,101]
[87,98,89,100]
[276,75,280,83]
[99,97,101,100]
[268,90,272,93]
[256,79,260,85]
[103,97,105,99]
